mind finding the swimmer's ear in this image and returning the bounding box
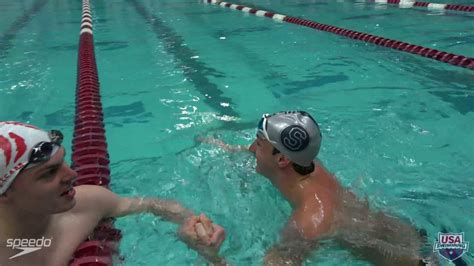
[276,154,290,168]
[0,191,11,203]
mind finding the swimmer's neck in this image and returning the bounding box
[0,207,52,239]
[271,167,316,209]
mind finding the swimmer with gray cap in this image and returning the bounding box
[200,111,438,266]
[255,111,322,167]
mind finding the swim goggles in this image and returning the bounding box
[257,113,272,141]
[24,130,63,169]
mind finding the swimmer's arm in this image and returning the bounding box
[112,196,194,224]
[198,136,249,153]
[264,238,315,266]
[76,185,194,224]
[77,186,229,264]
[264,216,323,265]
[107,194,232,264]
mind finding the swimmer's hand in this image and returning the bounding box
[197,136,248,153]
[178,213,228,265]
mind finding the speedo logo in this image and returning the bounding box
[6,237,52,259]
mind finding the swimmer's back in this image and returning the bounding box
[334,190,429,266]
[301,163,432,265]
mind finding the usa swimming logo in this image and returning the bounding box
[433,232,469,261]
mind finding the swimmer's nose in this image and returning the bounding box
[249,140,257,153]
[61,164,77,184]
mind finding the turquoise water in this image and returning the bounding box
[1,0,473,265]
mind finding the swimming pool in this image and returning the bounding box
[1,0,473,265]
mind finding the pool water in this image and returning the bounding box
[0,0,473,265]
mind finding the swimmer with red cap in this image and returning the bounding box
[0,121,227,266]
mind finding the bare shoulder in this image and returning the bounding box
[70,185,117,214]
[46,186,117,257]
[286,204,334,241]
[74,184,111,195]
[74,185,112,202]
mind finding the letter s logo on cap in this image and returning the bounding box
[281,125,309,152]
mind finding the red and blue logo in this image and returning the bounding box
[433,232,469,261]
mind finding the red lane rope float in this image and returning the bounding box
[205,0,474,70]
[69,1,122,265]
[370,0,474,13]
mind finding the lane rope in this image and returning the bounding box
[204,0,474,70]
[369,0,474,13]
[69,1,122,265]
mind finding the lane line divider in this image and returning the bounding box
[0,0,48,58]
[370,0,474,13]
[205,0,474,70]
[69,1,122,265]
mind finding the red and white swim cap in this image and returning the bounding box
[0,121,58,195]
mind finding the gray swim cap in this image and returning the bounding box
[257,111,322,167]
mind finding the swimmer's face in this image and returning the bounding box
[3,147,78,214]
[252,134,278,178]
